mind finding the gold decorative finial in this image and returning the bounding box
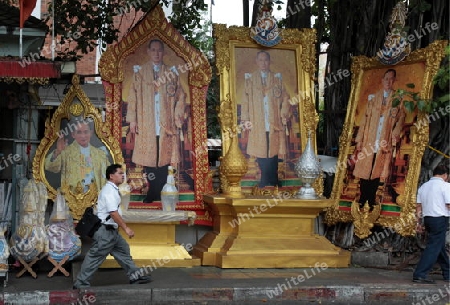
[219,125,248,198]
[217,95,248,197]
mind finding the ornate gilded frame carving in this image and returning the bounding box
[213,24,318,194]
[98,6,212,225]
[324,41,448,237]
[32,74,124,219]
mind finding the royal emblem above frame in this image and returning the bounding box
[99,6,212,225]
[324,41,448,237]
[214,24,318,195]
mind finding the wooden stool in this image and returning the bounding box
[16,253,47,278]
[47,255,70,277]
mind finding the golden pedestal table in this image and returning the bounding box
[193,195,350,268]
[101,210,200,268]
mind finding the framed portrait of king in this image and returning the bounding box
[120,38,194,204]
[325,41,448,236]
[99,6,212,225]
[43,117,114,193]
[213,24,318,194]
[33,74,123,204]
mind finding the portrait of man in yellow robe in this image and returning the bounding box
[45,120,109,192]
[353,68,405,210]
[240,50,291,187]
[126,38,187,203]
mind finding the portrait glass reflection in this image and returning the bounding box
[44,116,113,192]
[340,62,425,214]
[234,47,301,191]
[121,37,194,206]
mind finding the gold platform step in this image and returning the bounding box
[193,195,351,268]
[102,244,201,268]
[217,236,350,268]
[100,222,200,268]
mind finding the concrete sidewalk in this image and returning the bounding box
[0,261,449,305]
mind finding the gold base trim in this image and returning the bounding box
[216,236,350,268]
[100,222,200,268]
[194,195,350,268]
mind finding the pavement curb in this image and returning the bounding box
[0,285,449,305]
[1,291,81,305]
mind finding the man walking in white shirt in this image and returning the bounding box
[413,163,450,284]
[73,164,151,288]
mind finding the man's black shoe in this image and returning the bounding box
[130,275,152,284]
[412,278,435,284]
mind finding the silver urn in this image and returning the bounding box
[294,131,322,199]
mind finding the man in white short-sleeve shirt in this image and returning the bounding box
[413,163,450,284]
[73,164,152,288]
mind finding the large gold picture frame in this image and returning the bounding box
[325,41,448,238]
[32,75,124,218]
[213,24,318,194]
[98,5,212,225]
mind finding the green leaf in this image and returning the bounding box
[392,98,400,107]
[418,1,432,12]
[431,101,438,111]
[406,83,415,89]
[417,100,427,111]
[437,94,450,103]
[397,88,406,95]
[404,100,415,113]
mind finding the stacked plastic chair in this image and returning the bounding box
[46,189,81,277]
[0,223,9,286]
[9,179,49,278]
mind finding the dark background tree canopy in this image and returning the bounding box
[4,0,447,178]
